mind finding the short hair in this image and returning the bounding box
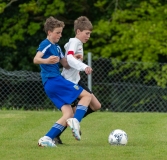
[74,16,93,33]
[44,16,65,34]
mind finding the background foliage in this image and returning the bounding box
[1,0,167,87]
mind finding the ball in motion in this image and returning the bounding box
[108,129,128,145]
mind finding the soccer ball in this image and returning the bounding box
[108,129,128,145]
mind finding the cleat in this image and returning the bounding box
[66,118,81,140]
[53,136,63,144]
[38,136,57,147]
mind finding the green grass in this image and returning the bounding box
[0,111,167,160]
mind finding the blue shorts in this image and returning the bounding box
[44,75,83,110]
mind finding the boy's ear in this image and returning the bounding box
[48,30,51,35]
[76,29,81,34]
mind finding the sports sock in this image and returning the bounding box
[56,126,67,137]
[56,107,93,138]
[45,123,65,139]
[55,107,94,138]
[83,106,94,118]
[74,105,88,122]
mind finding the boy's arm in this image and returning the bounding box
[60,54,84,69]
[67,54,92,74]
[65,39,88,71]
[60,57,70,69]
[33,51,59,64]
[67,54,88,71]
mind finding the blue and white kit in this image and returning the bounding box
[37,39,83,109]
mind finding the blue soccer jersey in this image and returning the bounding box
[37,39,64,85]
[36,38,83,109]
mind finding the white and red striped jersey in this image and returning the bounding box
[61,38,88,84]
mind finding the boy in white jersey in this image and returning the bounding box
[55,16,101,144]
[62,16,101,112]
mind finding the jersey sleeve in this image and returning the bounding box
[66,39,87,71]
[37,41,51,54]
[66,40,78,56]
[67,54,88,71]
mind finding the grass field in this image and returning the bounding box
[0,111,167,160]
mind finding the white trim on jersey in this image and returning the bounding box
[42,44,51,53]
[57,45,64,59]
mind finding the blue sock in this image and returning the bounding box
[74,105,88,122]
[45,123,65,139]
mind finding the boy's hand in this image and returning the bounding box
[85,66,93,74]
[47,56,59,64]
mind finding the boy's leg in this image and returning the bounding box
[67,89,91,140]
[42,76,86,144]
[83,106,94,118]
[66,82,101,140]
[73,89,91,122]
[38,105,73,147]
[54,100,77,144]
[54,81,101,144]
[78,80,101,117]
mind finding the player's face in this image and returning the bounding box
[48,27,63,44]
[77,29,92,43]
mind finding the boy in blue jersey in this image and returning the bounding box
[33,16,93,147]
[54,16,101,144]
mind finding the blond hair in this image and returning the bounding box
[74,16,93,33]
[44,16,65,34]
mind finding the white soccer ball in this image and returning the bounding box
[108,129,128,145]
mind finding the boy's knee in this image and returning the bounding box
[68,112,74,119]
[88,93,92,101]
[98,103,101,110]
[65,111,74,120]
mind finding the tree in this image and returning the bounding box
[0,0,112,70]
[1,0,167,88]
[0,0,143,71]
[90,0,167,87]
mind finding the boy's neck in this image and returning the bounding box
[75,36,82,42]
[47,37,55,44]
